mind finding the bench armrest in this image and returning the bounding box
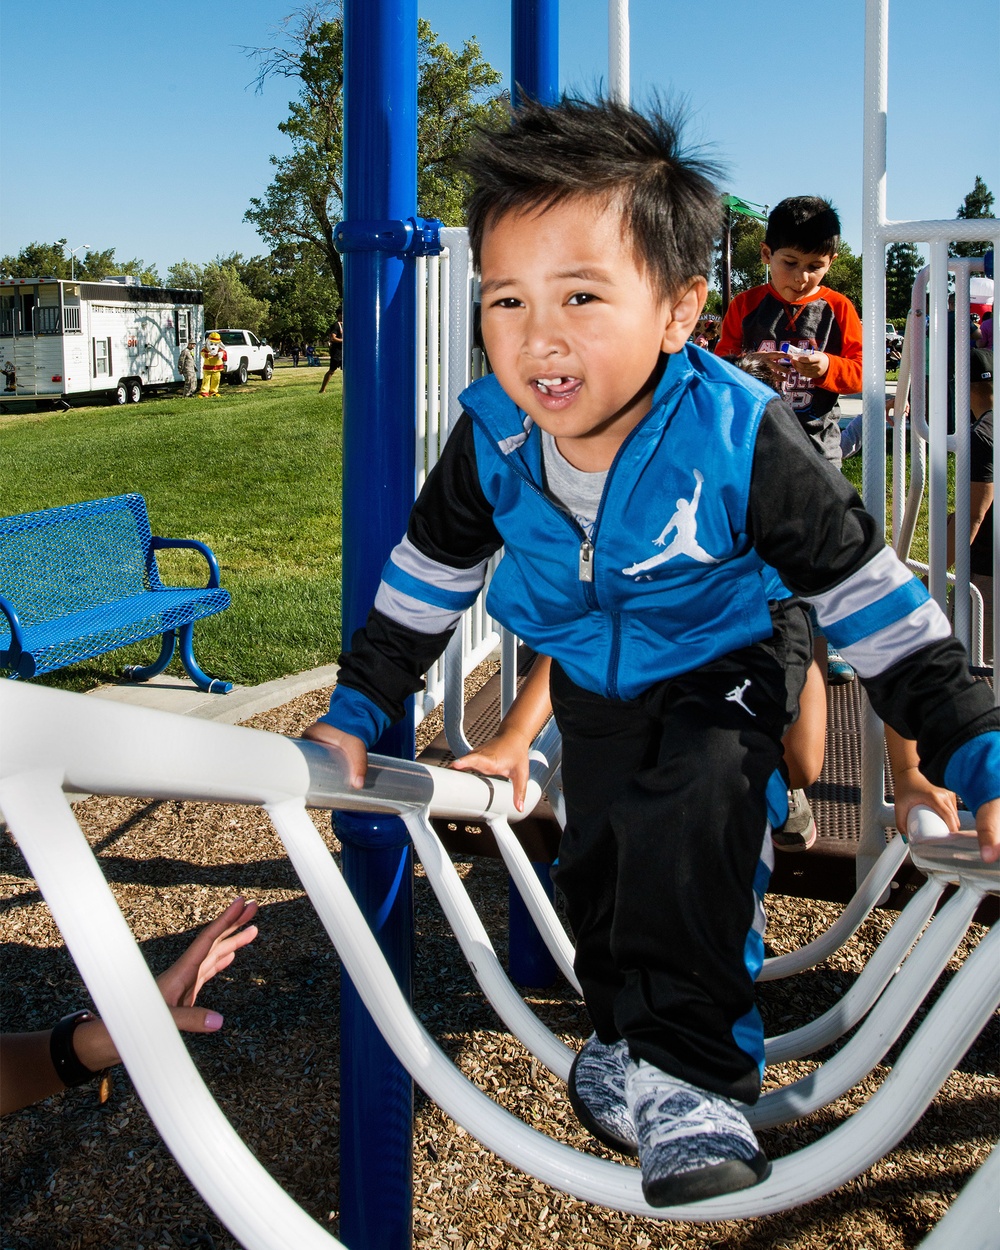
[0,593,26,665]
[151,536,223,590]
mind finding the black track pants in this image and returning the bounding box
[550,601,812,1105]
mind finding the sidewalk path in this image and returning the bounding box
[87,663,340,726]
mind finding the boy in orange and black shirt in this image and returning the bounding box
[715,197,862,468]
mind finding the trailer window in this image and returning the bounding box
[93,337,111,376]
[176,309,191,346]
[0,296,13,337]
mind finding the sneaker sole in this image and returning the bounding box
[643,1153,771,1207]
[772,818,818,852]
[567,1049,639,1157]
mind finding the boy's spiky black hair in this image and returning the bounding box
[463,95,723,300]
[764,196,841,256]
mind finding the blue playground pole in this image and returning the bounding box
[512,0,559,104]
[507,0,561,990]
[336,2,420,1247]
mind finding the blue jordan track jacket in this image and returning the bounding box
[322,345,1000,812]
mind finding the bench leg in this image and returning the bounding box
[123,631,177,684]
[177,623,232,694]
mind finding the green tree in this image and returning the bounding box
[244,3,506,300]
[416,22,506,224]
[824,240,863,312]
[167,257,270,333]
[951,175,995,258]
[248,246,341,347]
[165,259,204,290]
[0,240,158,284]
[884,241,924,319]
[716,216,765,296]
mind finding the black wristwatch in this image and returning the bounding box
[49,1010,103,1087]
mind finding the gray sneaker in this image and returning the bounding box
[772,788,817,852]
[568,1034,638,1155]
[625,1059,770,1206]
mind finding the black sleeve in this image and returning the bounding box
[335,608,456,726]
[335,414,502,724]
[406,413,503,567]
[749,399,999,781]
[747,398,883,594]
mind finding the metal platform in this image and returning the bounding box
[419,666,997,916]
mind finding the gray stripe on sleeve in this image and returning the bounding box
[390,535,490,595]
[838,600,952,679]
[374,581,465,635]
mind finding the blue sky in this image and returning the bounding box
[1,0,996,281]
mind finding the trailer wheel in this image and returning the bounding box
[231,360,249,386]
[259,358,274,381]
[126,380,142,404]
[113,382,128,405]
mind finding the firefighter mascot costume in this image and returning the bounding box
[200,332,227,397]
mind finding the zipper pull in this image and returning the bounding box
[578,538,594,582]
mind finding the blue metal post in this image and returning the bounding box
[338,2,418,1247]
[508,863,558,986]
[507,0,561,989]
[511,0,559,104]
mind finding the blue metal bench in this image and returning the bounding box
[0,493,232,693]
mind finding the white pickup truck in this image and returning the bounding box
[215,329,274,384]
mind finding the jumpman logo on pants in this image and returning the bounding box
[724,679,756,717]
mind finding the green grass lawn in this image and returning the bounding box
[842,444,954,567]
[0,363,343,690]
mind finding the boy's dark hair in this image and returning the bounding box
[764,196,841,256]
[464,95,723,300]
[734,353,780,391]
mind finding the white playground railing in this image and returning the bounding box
[415,226,506,733]
[892,256,996,668]
[1,681,998,1250]
[855,0,999,883]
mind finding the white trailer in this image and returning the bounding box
[0,275,204,408]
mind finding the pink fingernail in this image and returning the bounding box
[205,1012,224,1030]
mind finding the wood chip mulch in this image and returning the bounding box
[1,682,996,1249]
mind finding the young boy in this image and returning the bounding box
[305,98,999,1207]
[715,196,862,469]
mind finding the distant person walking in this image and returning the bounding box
[319,311,343,394]
[290,344,301,367]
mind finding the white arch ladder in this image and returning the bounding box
[1,680,996,1250]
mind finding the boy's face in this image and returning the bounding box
[479,197,703,468]
[761,244,836,304]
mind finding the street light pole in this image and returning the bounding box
[68,244,89,281]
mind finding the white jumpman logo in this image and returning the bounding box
[724,679,756,717]
[622,470,718,576]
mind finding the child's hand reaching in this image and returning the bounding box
[891,764,959,841]
[155,897,259,1022]
[451,727,534,812]
[302,721,369,789]
[1,898,260,1115]
[974,798,1000,864]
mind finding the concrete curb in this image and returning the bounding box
[87,662,340,726]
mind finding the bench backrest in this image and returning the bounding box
[0,494,163,626]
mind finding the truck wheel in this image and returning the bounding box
[232,360,249,386]
[127,380,142,404]
[113,382,128,405]
[260,358,274,381]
